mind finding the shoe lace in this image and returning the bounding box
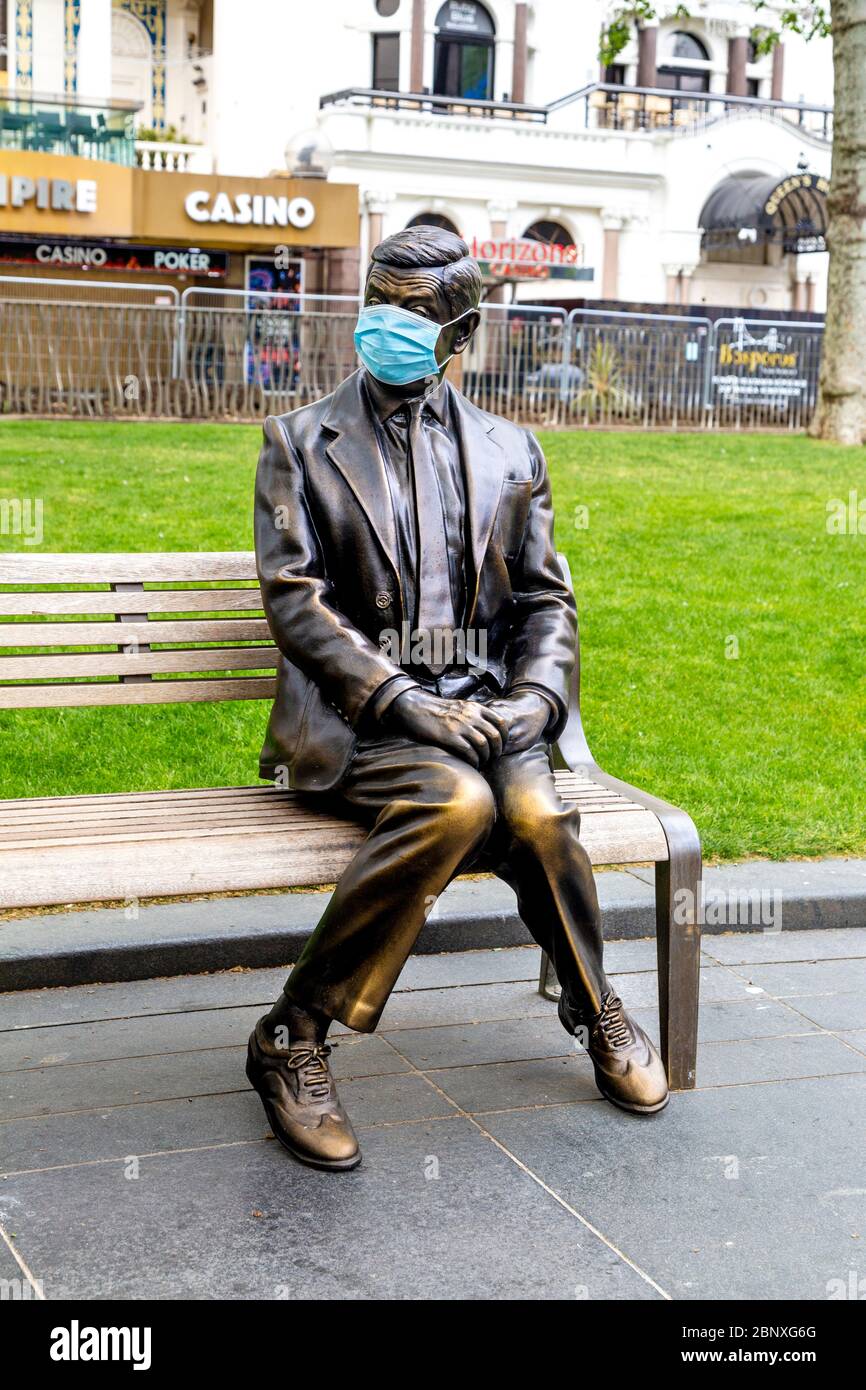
[286,1043,333,1100]
[594,994,632,1050]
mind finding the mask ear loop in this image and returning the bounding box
[428,306,475,385]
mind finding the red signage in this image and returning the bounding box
[468,235,583,279]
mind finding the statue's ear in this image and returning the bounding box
[452,309,480,355]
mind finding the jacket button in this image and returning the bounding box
[375,591,393,609]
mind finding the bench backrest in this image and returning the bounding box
[0,551,585,735]
[0,552,277,709]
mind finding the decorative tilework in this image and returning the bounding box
[64,0,82,94]
[15,0,33,90]
[114,0,166,129]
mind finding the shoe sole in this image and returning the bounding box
[595,1073,670,1115]
[245,1053,362,1172]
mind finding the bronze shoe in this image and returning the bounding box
[246,1026,361,1171]
[559,989,669,1115]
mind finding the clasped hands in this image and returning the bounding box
[386,686,550,769]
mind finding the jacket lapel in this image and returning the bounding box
[322,370,400,579]
[450,385,505,624]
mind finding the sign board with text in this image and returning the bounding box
[468,235,592,282]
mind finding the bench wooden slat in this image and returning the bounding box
[0,676,277,708]
[0,806,648,846]
[0,588,264,617]
[0,785,294,810]
[0,552,258,584]
[0,646,277,680]
[0,806,668,908]
[0,779,603,810]
[0,785,640,831]
[0,619,274,648]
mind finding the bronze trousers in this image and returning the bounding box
[284,736,609,1032]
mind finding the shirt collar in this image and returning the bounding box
[363,369,449,426]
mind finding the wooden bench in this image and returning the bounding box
[0,551,702,1089]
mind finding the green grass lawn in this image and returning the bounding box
[1,419,864,862]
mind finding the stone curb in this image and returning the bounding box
[2,859,865,992]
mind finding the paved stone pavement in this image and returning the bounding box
[1,927,865,1301]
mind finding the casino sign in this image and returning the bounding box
[0,235,229,277]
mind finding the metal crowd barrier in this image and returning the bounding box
[0,279,825,429]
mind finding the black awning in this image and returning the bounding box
[699,172,829,253]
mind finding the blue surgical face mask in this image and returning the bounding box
[354,302,473,386]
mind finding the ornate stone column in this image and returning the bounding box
[771,42,785,100]
[410,0,425,91]
[637,22,658,87]
[727,30,749,97]
[601,211,626,300]
[512,3,528,103]
[663,262,697,307]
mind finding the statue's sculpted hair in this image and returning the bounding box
[369,226,483,315]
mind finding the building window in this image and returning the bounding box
[433,1,495,101]
[523,219,575,250]
[375,0,400,15]
[604,64,626,86]
[657,30,711,92]
[406,212,461,235]
[1,0,8,72]
[668,31,709,62]
[372,32,400,91]
[747,78,760,99]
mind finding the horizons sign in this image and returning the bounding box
[184,189,316,229]
[468,235,586,280]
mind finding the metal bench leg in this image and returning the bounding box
[538,950,561,1001]
[655,843,702,1091]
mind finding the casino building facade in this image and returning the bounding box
[0,0,835,314]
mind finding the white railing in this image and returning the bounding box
[135,140,213,174]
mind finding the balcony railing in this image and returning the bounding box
[572,84,834,143]
[320,82,834,143]
[320,86,549,122]
[0,92,138,165]
[135,139,213,174]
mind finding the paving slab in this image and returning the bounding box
[609,965,753,1008]
[0,1034,415,1122]
[0,1091,269,1176]
[631,997,820,1044]
[383,1015,572,1071]
[702,926,866,966]
[0,969,292,1032]
[482,1073,866,1300]
[427,1054,599,1112]
[693,1032,866,1088]
[376,979,555,1030]
[1,935,864,1301]
[731,957,866,997]
[0,1118,663,1300]
[836,1030,866,1057]
[781,993,866,1032]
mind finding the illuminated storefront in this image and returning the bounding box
[0,151,359,298]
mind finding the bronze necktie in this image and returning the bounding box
[408,399,455,675]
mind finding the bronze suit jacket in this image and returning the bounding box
[254,368,577,791]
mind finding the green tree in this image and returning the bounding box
[601,4,866,445]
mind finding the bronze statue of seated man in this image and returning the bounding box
[248,227,667,1171]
